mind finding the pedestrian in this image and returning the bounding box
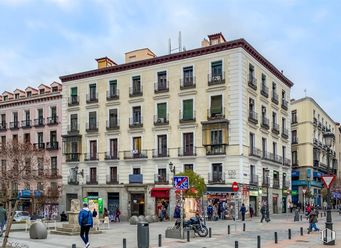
[60,211,68,222]
[114,208,121,222]
[249,204,254,219]
[173,205,181,220]
[213,203,219,221]
[0,203,7,237]
[160,205,166,222]
[308,207,319,233]
[92,208,98,218]
[78,203,93,248]
[103,208,108,218]
[260,203,269,223]
[240,203,247,221]
[207,204,213,221]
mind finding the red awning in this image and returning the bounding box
[151,188,170,198]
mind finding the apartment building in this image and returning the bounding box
[60,33,293,219]
[0,82,62,215]
[291,97,338,206]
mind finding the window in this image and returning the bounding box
[183,132,194,155]
[51,157,57,175]
[157,103,167,120]
[133,168,141,175]
[13,112,18,123]
[262,138,267,157]
[249,133,255,148]
[71,87,78,96]
[133,137,142,153]
[109,80,118,97]
[261,74,266,87]
[90,167,97,182]
[52,86,58,92]
[89,111,97,129]
[109,139,118,158]
[262,106,266,117]
[158,168,167,182]
[157,135,167,156]
[132,76,141,94]
[183,66,193,85]
[12,135,18,143]
[15,94,19,99]
[1,114,5,125]
[212,163,223,182]
[250,165,256,180]
[25,110,30,121]
[292,110,297,123]
[51,106,57,119]
[157,71,167,86]
[210,95,222,116]
[273,142,277,156]
[3,96,8,101]
[211,61,222,77]
[89,140,97,160]
[211,130,222,144]
[282,118,286,129]
[39,89,45,94]
[272,82,276,92]
[292,130,297,143]
[249,64,255,81]
[1,136,6,145]
[182,99,194,120]
[132,106,141,124]
[109,109,118,128]
[70,114,78,131]
[37,132,44,145]
[110,167,118,182]
[38,158,44,176]
[184,164,193,172]
[38,109,43,119]
[89,84,97,100]
[249,98,255,112]
[27,91,32,97]
[272,112,277,124]
[282,146,286,161]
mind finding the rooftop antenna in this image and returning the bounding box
[304,88,307,97]
[168,31,184,54]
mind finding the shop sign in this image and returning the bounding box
[291,190,298,196]
[249,191,258,196]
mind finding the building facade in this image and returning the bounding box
[0,82,62,215]
[60,33,293,219]
[291,97,338,207]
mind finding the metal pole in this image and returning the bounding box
[235,241,239,248]
[274,232,278,243]
[300,227,303,236]
[325,186,335,245]
[257,235,261,248]
[228,225,230,235]
[123,238,126,248]
[158,234,162,247]
[209,227,212,238]
[187,230,190,242]
[243,223,245,231]
[288,229,291,239]
[180,190,184,239]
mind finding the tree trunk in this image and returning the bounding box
[2,200,18,248]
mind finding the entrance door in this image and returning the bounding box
[273,195,278,214]
[108,193,119,216]
[131,193,145,216]
[282,196,287,213]
[249,196,257,217]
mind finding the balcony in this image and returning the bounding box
[261,85,269,98]
[0,123,7,132]
[261,117,270,130]
[68,96,79,106]
[84,153,99,161]
[250,175,259,185]
[208,172,225,184]
[129,86,143,97]
[293,160,299,167]
[86,122,98,132]
[47,116,58,125]
[207,108,225,120]
[262,177,270,187]
[208,72,225,86]
[262,151,272,161]
[283,158,291,167]
[9,121,19,130]
[248,111,258,124]
[292,136,298,144]
[154,115,169,126]
[271,92,279,104]
[46,142,59,150]
[34,118,45,127]
[106,89,119,101]
[154,81,169,93]
[21,120,32,129]
[106,120,120,130]
[67,124,79,134]
[313,117,317,126]
[86,93,98,103]
[129,174,143,184]
[67,175,79,185]
[271,123,280,135]
[65,153,80,162]
[129,117,143,128]
[104,152,119,160]
[86,175,98,185]
[291,117,297,124]
[205,144,227,155]
[154,174,169,184]
[178,147,197,157]
[273,180,280,189]
[33,143,45,150]
[274,154,283,164]
[248,77,257,90]
[281,128,289,139]
[179,111,196,123]
[47,169,62,179]
[281,99,288,110]
[106,175,119,185]
[152,149,169,158]
[180,77,196,90]
[249,147,262,157]
[124,150,148,159]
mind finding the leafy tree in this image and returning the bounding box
[176,170,206,198]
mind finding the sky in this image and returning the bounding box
[0,0,340,120]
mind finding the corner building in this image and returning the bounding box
[60,33,293,219]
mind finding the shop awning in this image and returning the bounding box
[151,188,170,198]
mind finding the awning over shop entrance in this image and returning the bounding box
[151,188,170,198]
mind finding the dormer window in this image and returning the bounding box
[3,96,8,101]
[15,94,19,99]
[39,89,45,94]
[52,86,58,92]
[27,91,32,97]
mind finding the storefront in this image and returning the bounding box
[249,185,259,216]
[83,193,104,217]
[130,193,145,216]
[151,187,170,219]
[206,186,236,220]
[272,194,279,214]
[108,192,119,216]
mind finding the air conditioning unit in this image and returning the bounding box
[132,149,138,154]
[157,118,164,123]
[212,75,221,81]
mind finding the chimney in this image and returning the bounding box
[201,38,209,47]
[125,48,156,63]
[207,32,226,46]
[95,57,117,69]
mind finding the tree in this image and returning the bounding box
[0,141,51,247]
[175,170,206,198]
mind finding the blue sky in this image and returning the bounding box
[0,0,340,120]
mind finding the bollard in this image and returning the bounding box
[288,229,291,239]
[321,213,323,218]
[300,215,302,221]
[158,234,162,247]
[235,241,239,248]
[123,238,127,248]
[228,225,230,235]
[274,232,278,244]
[243,223,246,232]
[257,236,261,248]
[72,245,76,248]
[209,227,212,238]
[300,227,303,236]
[187,230,190,242]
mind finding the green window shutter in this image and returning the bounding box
[211,95,222,114]
[71,87,78,96]
[157,103,167,119]
[183,99,193,119]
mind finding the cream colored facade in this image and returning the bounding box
[334,123,341,180]
[60,33,293,219]
[291,97,338,206]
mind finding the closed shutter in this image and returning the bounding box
[157,103,167,119]
[71,87,77,96]
[211,95,222,114]
[183,99,193,120]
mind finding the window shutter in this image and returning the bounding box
[211,95,222,114]
[183,100,193,119]
[157,103,167,119]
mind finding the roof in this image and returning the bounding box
[95,56,117,65]
[14,89,25,93]
[38,84,51,89]
[208,32,226,42]
[125,48,156,57]
[60,38,293,88]
[25,86,38,91]
[2,91,13,95]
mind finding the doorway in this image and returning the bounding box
[130,193,145,216]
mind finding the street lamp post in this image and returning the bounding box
[323,131,335,246]
[264,168,270,219]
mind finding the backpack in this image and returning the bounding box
[81,210,90,226]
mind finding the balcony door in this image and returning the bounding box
[183,66,193,85]
[89,140,97,160]
[133,106,141,124]
[109,109,118,127]
[157,103,167,121]
[70,114,78,131]
[210,95,222,117]
[132,76,141,94]
[212,163,222,182]
[89,112,97,129]
[183,99,193,120]
[110,167,117,182]
[90,167,97,183]
[133,137,141,156]
[157,135,167,156]
[109,139,118,158]
[211,61,222,78]
[89,84,96,100]
[183,132,194,155]
[157,71,167,90]
[50,131,57,143]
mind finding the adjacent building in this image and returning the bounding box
[0,82,62,215]
[291,97,338,206]
[60,32,293,219]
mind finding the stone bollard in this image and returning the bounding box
[300,227,303,236]
[187,230,190,242]
[274,232,278,244]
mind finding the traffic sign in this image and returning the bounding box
[174,176,189,190]
[321,175,336,189]
[320,228,336,244]
[232,181,239,192]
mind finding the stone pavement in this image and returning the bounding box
[1,212,341,248]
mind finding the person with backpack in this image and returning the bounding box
[78,203,93,248]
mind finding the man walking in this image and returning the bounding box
[78,203,93,248]
[240,203,247,221]
[260,203,269,223]
[0,203,7,237]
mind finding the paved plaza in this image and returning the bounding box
[1,212,341,248]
